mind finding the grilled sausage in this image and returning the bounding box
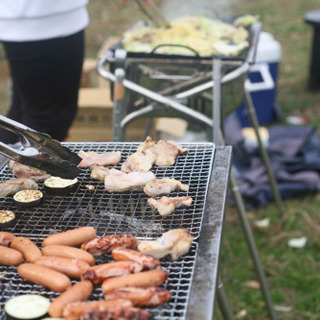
[112,247,161,270]
[0,231,15,246]
[42,226,96,247]
[11,236,42,263]
[0,246,24,265]
[105,287,172,307]
[18,263,71,292]
[48,280,93,318]
[42,244,95,266]
[102,269,167,294]
[82,261,142,285]
[62,299,133,319]
[34,256,90,279]
[81,234,138,256]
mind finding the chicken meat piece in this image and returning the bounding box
[143,178,189,196]
[90,165,110,182]
[148,196,192,216]
[136,135,157,154]
[155,140,188,166]
[121,150,156,173]
[78,150,121,168]
[104,168,155,193]
[0,178,39,197]
[138,228,194,261]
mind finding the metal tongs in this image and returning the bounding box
[0,115,81,179]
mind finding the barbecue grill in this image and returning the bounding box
[0,142,232,320]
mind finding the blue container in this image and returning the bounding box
[236,32,282,127]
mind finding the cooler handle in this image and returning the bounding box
[245,63,274,92]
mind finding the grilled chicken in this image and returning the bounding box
[78,150,121,168]
[105,287,172,307]
[112,247,161,271]
[0,177,38,197]
[81,234,138,256]
[148,196,192,216]
[143,178,189,197]
[90,165,110,182]
[138,228,194,261]
[121,150,156,173]
[8,160,51,182]
[137,136,157,154]
[155,140,188,166]
[104,168,155,193]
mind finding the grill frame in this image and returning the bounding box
[0,143,231,320]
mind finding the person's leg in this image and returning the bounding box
[1,29,85,143]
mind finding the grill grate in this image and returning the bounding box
[0,142,215,319]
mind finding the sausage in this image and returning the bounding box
[82,261,142,285]
[62,299,133,319]
[18,263,71,292]
[0,246,24,265]
[10,236,42,263]
[34,256,90,279]
[102,269,167,294]
[0,231,15,246]
[112,247,161,270]
[48,280,93,318]
[42,226,96,247]
[42,245,95,266]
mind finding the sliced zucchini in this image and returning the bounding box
[0,210,16,228]
[13,190,43,208]
[4,294,50,319]
[44,176,78,195]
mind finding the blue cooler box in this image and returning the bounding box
[236,32,282,127]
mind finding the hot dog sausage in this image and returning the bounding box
[42,227,96,247]
[82,261,142,285]
[0,231,15,246]
[0,246,24,265]
[18,263,71,292]
[48,280,93,318]
[34,256,90,279]
[10,236,42,263]
[42,245,95,266]
[102,269,167,294]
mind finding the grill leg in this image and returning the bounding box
[217,276,235,320]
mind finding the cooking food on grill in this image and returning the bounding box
[102,269,167,295]
[48,280,93,318]
[0,231,15,246]
[143,178,189,196]
[18,263,71,292]
[122,16,250,57]
[82,261,143,285]
[81,233,138,256]
[42,226,96,247]
[0,245,24,265]
[121,150,156,173]
[106,287,171,308]
[138,228,194,261]
[90,165,110,182]
[148,196,192,216]
[5,294,50,320]
[11,236,42,263]
[34,256,90,279]
[77,150,122,168]
[44,176,79,195]
[42,244,96,266]
[62,299,133,319]
[104,168,155,193]
[0,210,16,228]
[13,189,43,207]
[8,160,51,182]
[0,177,38,197]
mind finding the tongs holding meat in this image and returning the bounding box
[0,116,81,179]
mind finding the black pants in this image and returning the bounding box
[1,30,85,143]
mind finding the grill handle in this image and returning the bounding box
[151,44,200,57]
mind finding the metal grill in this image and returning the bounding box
[0,141,215,320]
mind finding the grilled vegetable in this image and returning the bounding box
[13,190,43,207]
[4,294,50,319]
[0,210,16,228]
[44,176,78,195]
